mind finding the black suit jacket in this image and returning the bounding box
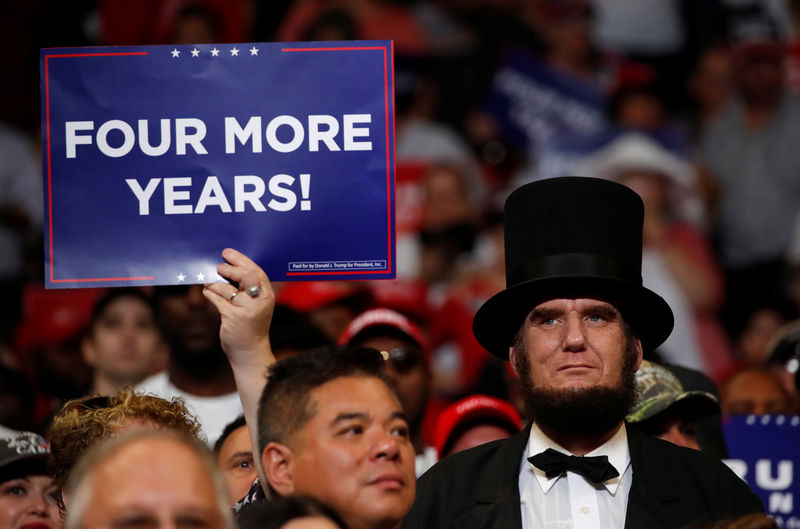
[402,424,763,529]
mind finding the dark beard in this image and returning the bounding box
[514,341,639,437]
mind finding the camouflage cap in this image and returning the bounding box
[627,360,720,423]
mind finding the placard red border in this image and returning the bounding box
[282,44,395,277]
[44,44,396,284]
[45,52,153,283]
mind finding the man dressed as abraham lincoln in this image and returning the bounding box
[402,176,763,529]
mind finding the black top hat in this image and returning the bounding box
[473,176,673,358]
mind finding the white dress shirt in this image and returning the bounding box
[519,422,633,529]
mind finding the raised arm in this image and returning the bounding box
[203,248,275,487]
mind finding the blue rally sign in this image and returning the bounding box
[40,41,396,288]
[723,414,800,527]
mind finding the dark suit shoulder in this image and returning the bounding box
[418,436,509,484]
[403,430,528,529]
[636,432,748,487]
[628,430,764,525]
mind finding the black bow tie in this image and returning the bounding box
[528,448,619,483]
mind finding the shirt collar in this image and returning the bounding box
[526,422,631,495]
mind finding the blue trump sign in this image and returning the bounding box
[40,41,396,288]
[483,49,608,158]
[723,415,800,527]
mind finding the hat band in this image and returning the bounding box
[508,253,642,286]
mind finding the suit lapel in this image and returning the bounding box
[624,426,680,529]
[455,424,531,529]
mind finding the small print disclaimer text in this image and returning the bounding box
[288,260,387,272]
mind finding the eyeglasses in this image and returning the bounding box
[379,348,425,373]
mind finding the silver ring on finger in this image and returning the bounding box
[246,286,261,298]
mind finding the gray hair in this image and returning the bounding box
[63,429,234,529]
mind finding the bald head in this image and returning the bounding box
[65,430,233,529]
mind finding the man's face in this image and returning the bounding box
[217,425,257,505]
[157,286,221,355]
[510,298,642,391]
[356,336,429,428]
[80,438,226,529]
[83,296,166,384]
[733,46,785,105]
[281,376,415,529]
[509,298,642,435]
[722,370,795,415]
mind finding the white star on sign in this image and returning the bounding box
[249,46,259,56]
[191,48,200,57]
[210,47,220,57]
[196,272,205,281]
[171,48,180,58]
[177,273,186,282]
[230,47,239,56]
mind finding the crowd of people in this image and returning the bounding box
[2,0,800,529]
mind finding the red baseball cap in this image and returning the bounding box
[338,307,429,353]
[433,394,522,458]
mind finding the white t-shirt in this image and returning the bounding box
[136,371,243,446]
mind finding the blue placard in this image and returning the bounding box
[536,126,691,181]
[40,41,396,288]
[483,49,608,156]
[723,414,800,527]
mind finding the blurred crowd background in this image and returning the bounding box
[2,0,800,440]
